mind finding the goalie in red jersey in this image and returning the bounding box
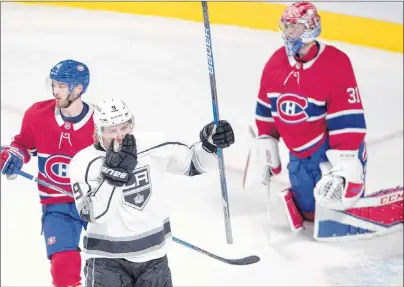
[243,2,403,240]
[0,60,94,286]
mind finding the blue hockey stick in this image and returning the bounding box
[8,168,260,265]
[201,1,233,244]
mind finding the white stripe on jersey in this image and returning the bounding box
[329,128,367,135]
[326,109,364,120]
[293,133,325,152]
[255,114,275,122]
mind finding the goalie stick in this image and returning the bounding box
[12,168,261,266]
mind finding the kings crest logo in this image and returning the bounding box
[122,165,152,211]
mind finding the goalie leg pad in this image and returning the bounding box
[278,189,304,232]
[314,186,403,241]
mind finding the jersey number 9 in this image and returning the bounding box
[72,182,84,200]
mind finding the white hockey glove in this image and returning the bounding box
[314,149,365,210]
[242,134,281,190]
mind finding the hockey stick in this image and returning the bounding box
[15,169,73,197]
[266,180,272,243]
[10,169,261,265]
[201,1,233,245]
[173,237,260,265]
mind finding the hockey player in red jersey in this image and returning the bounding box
[0,59,94,286]
[243,2,403,240]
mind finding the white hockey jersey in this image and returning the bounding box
[69,132,218,263]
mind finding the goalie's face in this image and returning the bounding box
[101,121,133,150]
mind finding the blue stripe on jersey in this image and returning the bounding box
[256,101,272,117]
[327,113,366,131]
[38,155,46,174]
[268,97,326,118]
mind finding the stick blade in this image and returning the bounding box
[226,255,261,265]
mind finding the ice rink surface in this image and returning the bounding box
[1,3,403,286]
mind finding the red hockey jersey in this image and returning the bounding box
[255,42,367,158]
[11,99,94,205]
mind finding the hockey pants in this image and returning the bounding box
[84,255,173,287]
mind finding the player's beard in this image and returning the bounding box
[55,98,70,108]
[55,93,76,109]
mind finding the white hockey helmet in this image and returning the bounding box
[93,97,134,149]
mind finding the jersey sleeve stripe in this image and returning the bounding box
[329,128,367,136]
[255,114,275,122]
[256,101,272,117]
[307,113,327,122]
[327,113,366,133]
[307,98,326,106]
[257,98,271,108]
[326,109,364,120]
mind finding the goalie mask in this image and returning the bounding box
[93,97,134,150]
[278,2,321,56]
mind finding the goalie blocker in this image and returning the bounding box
[243,126,403,241]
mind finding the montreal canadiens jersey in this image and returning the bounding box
[255,42,367,158]
[69,132,218,263]
[11,99,94,205]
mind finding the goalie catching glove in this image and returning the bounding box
[101,134,138,187]
[314,149,365,210]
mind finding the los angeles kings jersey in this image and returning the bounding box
[69,132,218,263]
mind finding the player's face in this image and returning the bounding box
[102,121,133,149]
[279,22,306,41]
[52,80,71,108]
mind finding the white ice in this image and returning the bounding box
[1,3,403,286]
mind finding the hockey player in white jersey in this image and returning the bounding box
[69,97,235,287]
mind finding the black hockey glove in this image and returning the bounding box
[200,120,235,153]
[101,134,138,187]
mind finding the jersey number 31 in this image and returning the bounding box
[347,87,360,104]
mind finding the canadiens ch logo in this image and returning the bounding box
[44,154,72,186]
[277,93,309,124]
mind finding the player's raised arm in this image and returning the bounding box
[164,120,235,176]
